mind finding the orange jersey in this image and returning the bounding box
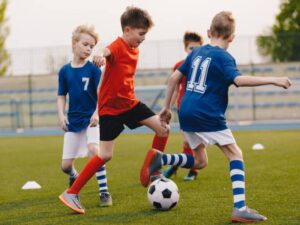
[173,59,186,109]
[98,37,140,116]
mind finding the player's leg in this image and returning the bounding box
[86,126,112,207]
[61,159,78,187]
[219,143,267,222]
[61,131,81,187]
[184,142,207,181]
[87,126,112,207]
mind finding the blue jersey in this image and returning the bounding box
[58,61,101,132]
[178,44,241,132]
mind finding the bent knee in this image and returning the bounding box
[194,160,208,170]
[156,127,170,137]
[99,153,113,162]
[61,164,72,174]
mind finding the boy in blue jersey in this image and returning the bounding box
[142,11,291,223]
[57,25,112,207]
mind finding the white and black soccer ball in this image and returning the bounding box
[147,177,179,211]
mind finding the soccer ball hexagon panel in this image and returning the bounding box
[147,177,179,211]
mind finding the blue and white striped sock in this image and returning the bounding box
[230,160,246,210]
[69,167,78,178]
[161,153,194,168]
[95,165,108,194]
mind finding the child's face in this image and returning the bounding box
[73,33,96,59]
[185,41,201,54]
[124,27,148,48]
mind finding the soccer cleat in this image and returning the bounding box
[150,169,164,182]
[99,192,113,207]
[140,149,162,187]
[58,190,85,214]
[231,207,267,223]
[183,170,197,181]
[69,175,77,187]
[163,166,178,178]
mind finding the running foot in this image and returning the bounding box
[140,149,162,187]
[59,190,85,214]
[163,166,178,178]
[231,207,267,223]
[99,192,113,207]
[183,170,197,181]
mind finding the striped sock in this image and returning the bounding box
[69,168,78,178]
[96,165,108,194]
[230,160,246,210]
[161,153,194,168]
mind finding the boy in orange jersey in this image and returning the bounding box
[59,6,182,214]
[164,31,204,181]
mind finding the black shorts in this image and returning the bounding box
[100,102,155,141]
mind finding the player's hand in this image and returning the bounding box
[59,115,69,131]
[93,55,105,67]
[89,112,99,127]
[274,77,292,89]
[159,108,172,125]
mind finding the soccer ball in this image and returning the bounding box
[147,177,179,211]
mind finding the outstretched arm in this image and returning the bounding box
[93,48,111,67]
[234,75,292,89]
[160,70,184,124]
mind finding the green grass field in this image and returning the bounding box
[0,130,299,225]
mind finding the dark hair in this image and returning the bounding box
[120,6,154,31]
[183,32,204,48]
[210,11,235,40]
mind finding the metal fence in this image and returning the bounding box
[1,62,300,130]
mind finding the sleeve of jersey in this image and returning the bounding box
[57,67,67,96]
[177,54,192,76]
[107,40,119,64]
[94,67,101,88]
[222,55,241,85]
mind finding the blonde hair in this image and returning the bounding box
[210,11,235,40]
[72,25,99,45]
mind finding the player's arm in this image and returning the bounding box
[160,70,184,124]
[234,75,292,89]
[57,95,68,131]
[93,48,111,67]
[170,83,180,108]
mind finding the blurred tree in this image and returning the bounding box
[0,0,10,76]
[256,0,300,62]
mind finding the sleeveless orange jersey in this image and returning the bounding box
[173,59,186,109]
[98,37,140,116]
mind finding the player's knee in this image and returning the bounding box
[194,158,208,169]
[87,146,98,157]
[99,152,113,162]
[61,164,72,174]
[156,126,169,137]
[87,143,99,157]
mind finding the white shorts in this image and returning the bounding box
[62,126,99,159]
[183,129,236,149]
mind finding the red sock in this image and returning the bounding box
[152,134,169,152]
[68,155,104,194]
[182,145,193,155]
